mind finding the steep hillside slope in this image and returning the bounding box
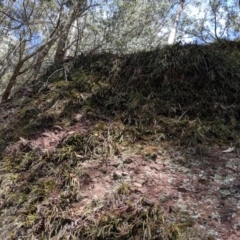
[0,41,240,239]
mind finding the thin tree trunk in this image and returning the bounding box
[65,19,78,58]
[168,0,185,44]
[54,16,75,63]
[33,37,57,79]
[1,62,23,102]
[54,33,68,63]
[1,34,61,103]
[54,0,92,63]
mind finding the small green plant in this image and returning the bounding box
[117,181,131,195]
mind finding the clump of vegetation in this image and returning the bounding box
[90,41,240,122]
[83,40,240,145]
[0,121,200,240]
[1,41,240,239]
[70,197,197,240]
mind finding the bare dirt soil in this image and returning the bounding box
[10,114,239,240]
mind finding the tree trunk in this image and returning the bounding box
[54,17,75,63]
[1,35,60,103]
[65,19,78,58]
[54,1,89,63]
[1,63,23,102]
[168,0,185,44]
[33,37,57,79]
[54,33,67,63]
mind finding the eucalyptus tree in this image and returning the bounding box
[35,0,176,56]
[1,0,239,103]
[167,0,185,44]
[53,0,99,62]
[0,0,52,102]
[79,0,174,53]
[179,0,240,43]
[0,0,96,102]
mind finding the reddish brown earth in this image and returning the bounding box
[4,114,240,240]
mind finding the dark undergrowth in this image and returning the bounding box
[1,39,240,239]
